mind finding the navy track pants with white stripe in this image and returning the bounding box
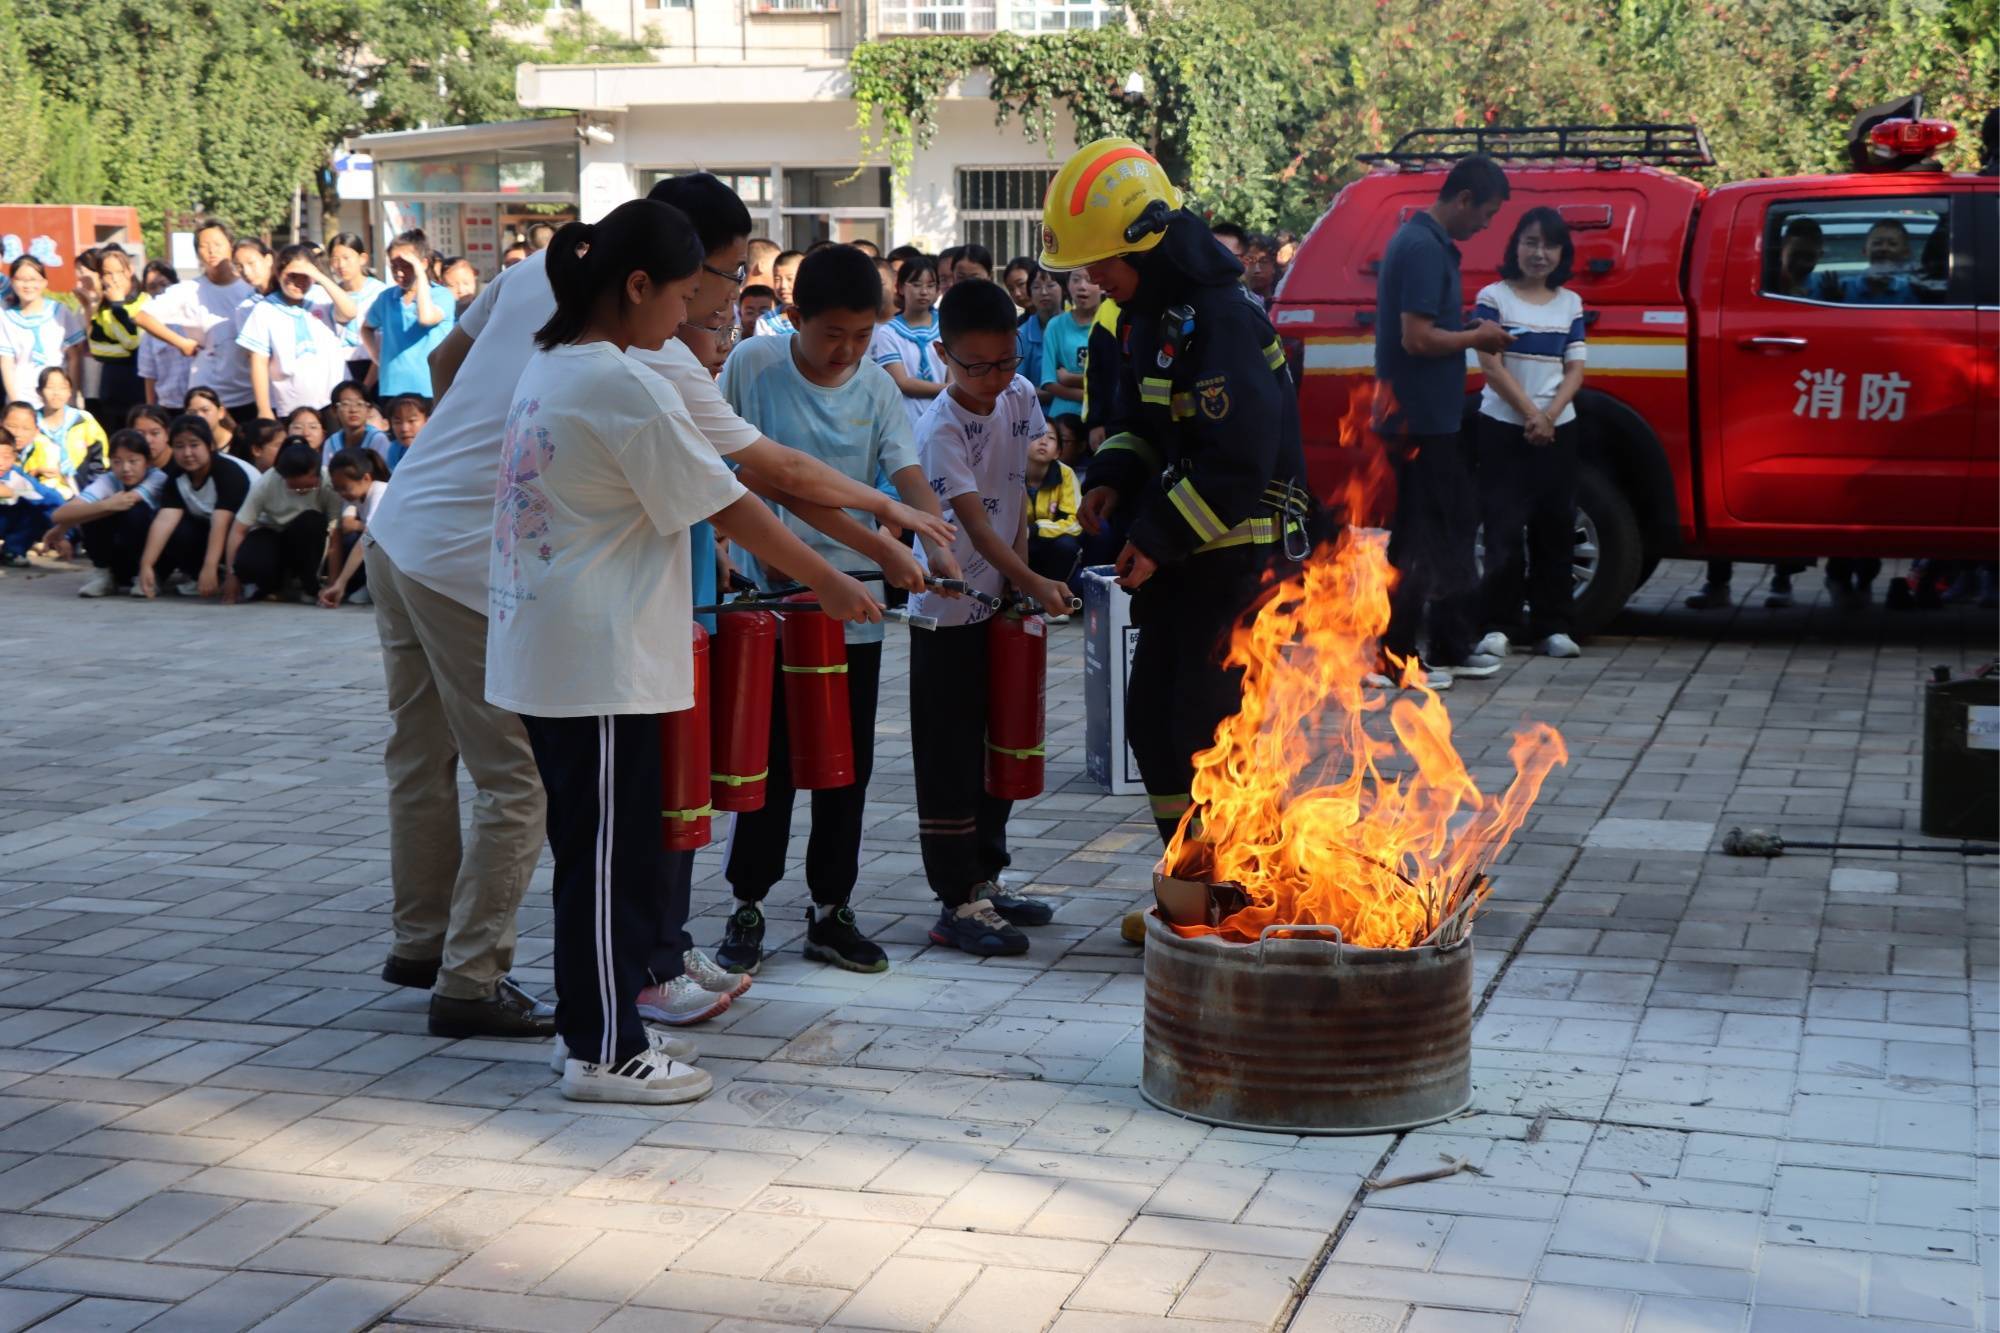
[520,712,663,1068]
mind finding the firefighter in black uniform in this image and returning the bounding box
[1038,138,1311,847]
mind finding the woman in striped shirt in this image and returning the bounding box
[1471,207,1587,661]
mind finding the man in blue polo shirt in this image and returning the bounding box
[1373,153,1514,687]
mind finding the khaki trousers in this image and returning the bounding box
[366,545,546,1000]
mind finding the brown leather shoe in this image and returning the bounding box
[428,977,557,1039]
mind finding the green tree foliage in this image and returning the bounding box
[0,0,48,200]
[2,0,660,250]
[850,0,1998,233]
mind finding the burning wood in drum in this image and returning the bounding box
[1141,465,1568,1133]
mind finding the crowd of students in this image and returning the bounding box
[0,220,478,597]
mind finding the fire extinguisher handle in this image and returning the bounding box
[929,577,1003,609]
[1009,594,1083,615]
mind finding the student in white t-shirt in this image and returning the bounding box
[483,199,881,1107]
[1470,207,1588,661]
[907,280,1074,960]
[151,220,258,418]
[51,429,165,596]
[318,445,392,607]
[238,245,353,420]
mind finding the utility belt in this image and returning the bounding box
[1162,462,1315,560]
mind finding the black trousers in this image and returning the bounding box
[80,503,156,584]
[1028,533,1082,584]
[910,621,1014,908]
[647,850,694,986]
[93,358,144,428]
[155,512,213,580]
[521,712,662,1068]
[724,639,881,907]
[1128,547,1271,845]
[1383,430,1479,666]
[1476,415,1578,640]
[233,512,329,592]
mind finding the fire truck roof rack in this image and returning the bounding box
[1358,123,1717,169]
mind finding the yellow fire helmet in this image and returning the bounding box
[1039,137,1184,272]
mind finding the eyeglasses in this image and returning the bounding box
[680,319,741,350]
[942,348,1022,378]
[703,261,748,286]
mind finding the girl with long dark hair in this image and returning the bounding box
[486,198,879,1105]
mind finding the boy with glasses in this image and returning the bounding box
[906,280,1071,956]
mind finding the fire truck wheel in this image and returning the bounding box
[1571,465,1643,634]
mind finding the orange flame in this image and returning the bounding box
[1164,385,1568,949]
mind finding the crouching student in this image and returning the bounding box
[136,416,258,598]
[908,280,1073,956]
[0,436,61,565]
[1025,428,1082,586]
[384,394,427,470]
[317,446,391,607]
[484,199,882,1105]
[714,244,957,976]
[226,440,346,601]
[52,429,166,595]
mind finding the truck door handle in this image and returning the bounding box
[1741,336,1808,350]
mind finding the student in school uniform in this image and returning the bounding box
[906,279,1071,956]
[317,446,392,607]
[239,245,354,421]
[871,254,946,434]
[135,415,259,599]
[150,220,258,421]
[54,429,166,596]
[0,436,61,565]
[25,367,108,497]
[0,256,85,409]
[482,198,881,1104]
[361,229,455,405]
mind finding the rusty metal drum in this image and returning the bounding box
[1140,910,1475,1134]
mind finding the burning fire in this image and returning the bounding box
[1162,385,1568,949]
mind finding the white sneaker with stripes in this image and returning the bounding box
[549,1025,696,1076]
[560,1049,711,1104]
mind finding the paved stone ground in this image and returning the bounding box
[0,557,1992,1333]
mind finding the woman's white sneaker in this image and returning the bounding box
[1540,633,1581,658]
[636,974,733,1026]
[560,1050,711,1104]
[683,947,752,998]
[549,1026,696,1075]
[1474,630,1511,658]
[77,569,116,598]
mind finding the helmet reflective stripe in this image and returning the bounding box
[1040,137,1184,272]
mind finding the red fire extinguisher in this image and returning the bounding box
[710,609,777,813]
[779,593,854,789]
[986,609,1047,800]
[659,623,712,851]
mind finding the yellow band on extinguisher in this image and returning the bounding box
[780,664,848,675]
[984,740,1047,761]
[709,769,769,786]
[662,804,714,822]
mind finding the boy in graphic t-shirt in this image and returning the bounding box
[714,245,956,977]
[907,280,1074,958]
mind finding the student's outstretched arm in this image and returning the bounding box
[732,436,951,550]
[735,470,926,593]
[950,490,1069,614]
[709,492,881,624]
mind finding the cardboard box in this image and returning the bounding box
[1080,565,1144,795]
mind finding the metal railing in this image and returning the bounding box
[874,0,1121,35]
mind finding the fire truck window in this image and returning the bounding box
[1762,199,1951,306]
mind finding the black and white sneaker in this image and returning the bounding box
[559,1049,711,1104]
[550,1025,697,1075]
[803,906,888,973]
[715,905,765,975]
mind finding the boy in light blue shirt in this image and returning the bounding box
[714,245,954,977]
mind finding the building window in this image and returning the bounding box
[638,168,776,237]
[958,167,1056,259]
[781,167,891,252]
[878,0,1118,32]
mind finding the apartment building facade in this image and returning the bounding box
[353,0,1119,275]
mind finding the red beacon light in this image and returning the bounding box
[1865,117,1957,166]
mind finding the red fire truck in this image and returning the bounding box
[1271,105,1997,629]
